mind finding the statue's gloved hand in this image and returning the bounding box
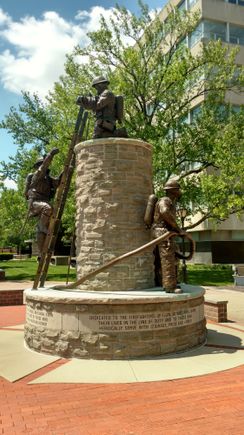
[50,147,59,156]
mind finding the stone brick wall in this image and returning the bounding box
[75,138,154,291]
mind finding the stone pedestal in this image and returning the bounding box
[24,285,206,359]
[24,137,208,361]
[75,138,154,291]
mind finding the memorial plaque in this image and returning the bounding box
[26,306,48,328]
[78,306,204,333]
[26,306,61,329]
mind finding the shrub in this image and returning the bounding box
[0,253,13,261]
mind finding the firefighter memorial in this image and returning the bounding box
[24,77,206,359]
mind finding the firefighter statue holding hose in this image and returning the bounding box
[53,178,194,292]
[144,179,192,294]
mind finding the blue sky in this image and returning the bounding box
[0,0,167,187]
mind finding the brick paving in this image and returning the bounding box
[0,363,244,434]
[0,305,244,434]
[0,305,25,328]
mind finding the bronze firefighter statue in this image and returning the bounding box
[145,179,185,294]
[76,76,127,139]
[24,148,62,255]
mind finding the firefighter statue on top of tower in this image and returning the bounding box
[76,76,127,139]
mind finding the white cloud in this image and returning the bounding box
[0,8,11,26]
[3,178,17,190]
[75,6,134,62]
[0,5,157,99]
[75,6,116,32]
[0,7,116,98]
[149,8,162,19]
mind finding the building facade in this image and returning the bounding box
[159,0,244,263]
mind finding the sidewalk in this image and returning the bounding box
[0,283,244,434]
[0,280,61,290]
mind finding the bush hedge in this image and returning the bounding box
[0,253,14,261]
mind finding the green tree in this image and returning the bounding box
[0,1,243,236]
[74,2,244,226]
[0,185,34,248]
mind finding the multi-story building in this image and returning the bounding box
[158,0,244,264]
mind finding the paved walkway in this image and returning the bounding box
[0,283,244,434]
[0,281,60,291]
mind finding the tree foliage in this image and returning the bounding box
[0,1,243,246]
[0,185,34,247]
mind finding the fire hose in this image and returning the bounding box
[51,231,195,291]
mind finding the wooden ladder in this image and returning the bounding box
[32,107,88,289]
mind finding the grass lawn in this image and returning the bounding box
[0,258,233,286]
[0,257,76,282]
[187,264,233,286]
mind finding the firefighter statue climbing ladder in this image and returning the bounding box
[32,107,88,289]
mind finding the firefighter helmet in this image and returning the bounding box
[33,154,47,168]
[164,179,181,190]
[92,76,110,87]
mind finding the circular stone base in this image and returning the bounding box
[24,285,207,359]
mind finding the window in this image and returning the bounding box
[177,0,199,9]
[188,0,198,8]
[228,0,244,6]
[229,24,244,45]
[189,20,244,47]
[190,105,202,121]
[189,20,227,47]
[146,103,153,116]
[178,0,186,12]
[232,105,241,113]
[189,22,203,47]
[179,113,190,124]
[177,36,188,49]
[204,20,227,42]
[232,231,244,241]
